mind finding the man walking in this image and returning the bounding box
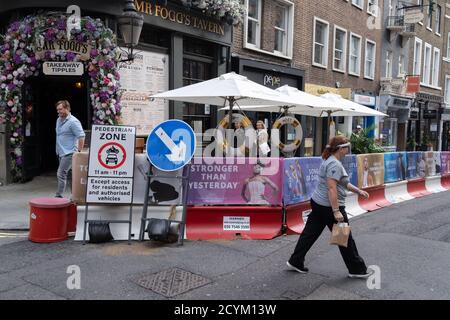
[55,100,85,198]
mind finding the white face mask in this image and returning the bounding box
[253,166,262,174]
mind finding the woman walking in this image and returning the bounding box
[286,136,373,278]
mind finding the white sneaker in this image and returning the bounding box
[348,269,374,279]
[286,261,309,274]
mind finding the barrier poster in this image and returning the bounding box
[283,157,322,205]
[356,154,384,188]
[342,155,358,186]
[406,152,420,179]
[187,157,283,205]
[424,152,441,176]
[440,152,450,175]
[384,152,407,183]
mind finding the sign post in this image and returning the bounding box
[83,125,136,244]
[139,120,196,245]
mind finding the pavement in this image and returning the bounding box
[1,177,450,300]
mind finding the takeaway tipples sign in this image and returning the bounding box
[43,62,84,76]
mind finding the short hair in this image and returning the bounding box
[55,100,71,111]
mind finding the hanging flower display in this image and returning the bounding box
[181,0,246,25]
[0,14,122,182]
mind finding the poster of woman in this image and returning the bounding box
[356,154,384,188]
[283,158,322,205]
[187,157,283,205]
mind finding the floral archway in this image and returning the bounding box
[0,14,122,182]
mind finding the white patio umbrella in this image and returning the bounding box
[219,85,342,117]
[151,72,299,128]
[320,93,387,117]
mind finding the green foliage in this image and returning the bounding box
[349,124,385,154]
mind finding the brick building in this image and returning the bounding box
[232,0,384,156]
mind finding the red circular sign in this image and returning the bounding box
[98,142,127,169]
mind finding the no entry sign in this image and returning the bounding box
[87,125,136,204]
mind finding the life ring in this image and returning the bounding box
[216,113,254,156]
[271,116,303,153]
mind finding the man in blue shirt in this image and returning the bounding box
[55,100,85,198]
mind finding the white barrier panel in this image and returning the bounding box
[345,192,367,218]
[74,206,184,241]
[384,180,414,204]
[425,175,447,193]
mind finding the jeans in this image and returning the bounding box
[289,199,367,274]
[56,153,73,197]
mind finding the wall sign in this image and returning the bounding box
[118,50,169,136]
[43,62,84,76]
[35,40,92,61]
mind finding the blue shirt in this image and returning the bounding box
[55,114,85,157]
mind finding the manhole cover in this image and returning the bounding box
[134,268,211,297]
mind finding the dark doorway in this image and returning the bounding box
[22,75,89,181]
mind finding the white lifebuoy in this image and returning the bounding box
[271,116,303,153]
[216,114,254,156]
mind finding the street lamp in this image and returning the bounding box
[117,0,144,62]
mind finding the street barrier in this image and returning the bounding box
[425,175,446,193]
[285,202,311,235]
[186,206,283,240]
[384,180,414,204]
[358,185,392,211]
[344,191,367,217]
[407,178,431,198]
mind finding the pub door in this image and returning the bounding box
[22,75,89,181]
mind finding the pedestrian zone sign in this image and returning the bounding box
[147,120,196,172]
[87,125,136,204]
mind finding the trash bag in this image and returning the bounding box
[149,180,179,202]
[88,221,114,243]
[146,218,171,242]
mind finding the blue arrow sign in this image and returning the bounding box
[147,120,196,172]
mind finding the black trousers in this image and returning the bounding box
[289,199,367,274]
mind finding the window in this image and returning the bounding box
[398,54,405,76]
[367,0,378,16]
[413,37,422,76]
[447,33,450,58]
[364,40,376,79]
[349,33,361,75]
[432,47,440,86]
[435,5,441,35]
[352,0,364,9]
[427,4,433,30]
[422,43,432,84]
[445,76,450,104]
[385,51,392,78]
[333,26,347,72]
[388,0,395,16]
[313,17,329,68]
[246,0,262,48]
[274,4,288,54]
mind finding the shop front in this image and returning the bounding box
[231,57,306,156]
[412,92,444,151]
[353,92,377,138]
[0,0,232,183]
[440,110,450,151]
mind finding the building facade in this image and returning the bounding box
[294,0,383,154]
[440,2,450,151]
[405,0,446,152]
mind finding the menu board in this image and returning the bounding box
[118,49,169,136]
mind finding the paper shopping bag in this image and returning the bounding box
[329,223,351,247]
